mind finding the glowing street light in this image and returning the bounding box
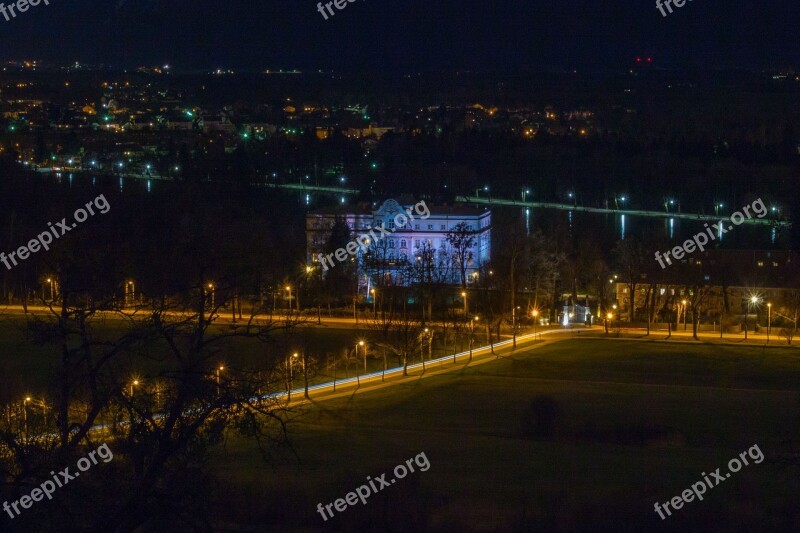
[126,280,135,307]
[45,277,54,300]
[216,365,224,397]
[358,340,366,373]
[130,379,139,397]
[23,396,31,437]
[461,291,468,316]
[745,295,761,340]
[532,309,540,340]
[682,299,688,330]
[468,316,480,362]
[208,283,215,309]
[767,302,772,342]
[286,353,299,401]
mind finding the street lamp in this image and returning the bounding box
[426,328,432,357]
[216,365,224,397]
[126,280,135,307]
[468,316,479,362]
[286,285,292,314]
[130,379,139,397]
[605,312,613,334]
[45,277,54,301]
[682,299,688,331]
[767,303,772,343]
[358,341,366,373]
[23,396,30,439]
[461,291,468,316]
[745,295,760,340]
[532,309,539,340]
[207,283,215,309]
[287,352,299,401]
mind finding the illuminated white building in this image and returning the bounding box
[306,198,491,287]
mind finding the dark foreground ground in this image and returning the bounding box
[208,338,800,532]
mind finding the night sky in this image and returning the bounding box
[0,0,798,71]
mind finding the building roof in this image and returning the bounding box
[308,199,489,217]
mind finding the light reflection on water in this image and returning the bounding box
[520,207,785,248]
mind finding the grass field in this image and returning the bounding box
[208,338,800,532]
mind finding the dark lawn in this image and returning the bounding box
[209,338,800,532]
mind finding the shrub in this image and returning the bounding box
[521,395,562,439]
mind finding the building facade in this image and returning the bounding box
[612,250,800,326]
[306,199,492,289]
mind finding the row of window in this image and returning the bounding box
[383,222,476,231]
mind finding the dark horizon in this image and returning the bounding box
[0,0,797,72]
